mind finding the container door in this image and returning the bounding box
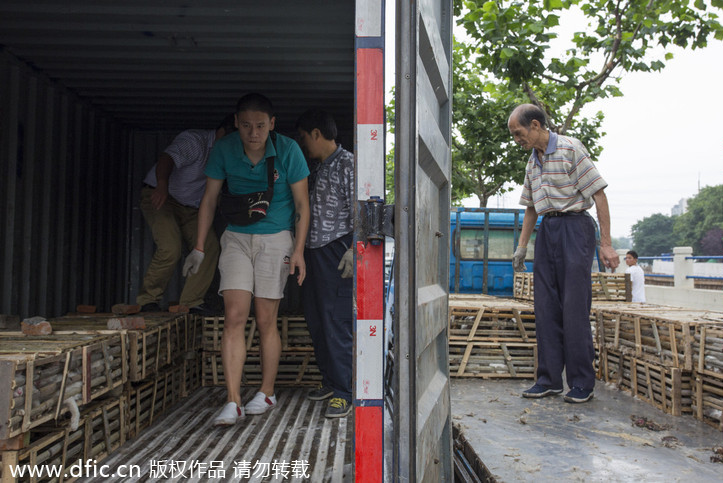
[394,0,453,480]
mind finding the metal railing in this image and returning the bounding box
[633,252,723,286]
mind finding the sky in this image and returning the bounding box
[384,4,723,239]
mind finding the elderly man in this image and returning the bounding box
[509,104,619,403]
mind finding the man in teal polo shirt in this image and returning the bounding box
[184,93,310,426]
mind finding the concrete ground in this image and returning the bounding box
[451,379,723,482]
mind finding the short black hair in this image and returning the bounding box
[295,108,338,141]
[216,113,237,134]
[516,104,547,128]
[627,250,639,259]
[235,93,274,117]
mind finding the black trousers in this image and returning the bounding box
[302,233,354,401]
[533,213,596,391]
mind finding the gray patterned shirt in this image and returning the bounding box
[307,145,354,249]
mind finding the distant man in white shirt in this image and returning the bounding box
[625,250,646,303]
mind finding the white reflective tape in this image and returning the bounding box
[355,0,383,37]
[356,319,384,400]
[356,123,385,199]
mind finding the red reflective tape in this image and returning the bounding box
[355,406,383,482]
[356,48,384,124]
[356,241,384,320]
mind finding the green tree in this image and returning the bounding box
[454,0,723,141]
[673,185,723,254]
[385,91,396,204]
[452,41,529,206]
[612,236,631,250]
[631,213,677,256]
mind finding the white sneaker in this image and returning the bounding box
[245,392,277,415]
[213,402,244,426]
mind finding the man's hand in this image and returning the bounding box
[512,246,528,272]
[290,250,306,286]
[150,185,169,210]
[183,249,205,276]
[337,247,354,278]
[599,245,620,271]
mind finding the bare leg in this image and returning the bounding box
[254,297,281,397]
[221,289,253,404]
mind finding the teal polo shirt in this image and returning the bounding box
[205,132,309,234]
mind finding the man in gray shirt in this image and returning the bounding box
[296,109,355,418]
[137,115,235,314]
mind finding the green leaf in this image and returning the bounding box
[544,0,564,9]
[546,14,560,27]
[482,1,496,12]
[665,52,674,60]
[694,0,706,10]
[713,0,723,8]
[500,47,515,59]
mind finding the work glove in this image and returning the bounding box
[183,249,205,277]
[512,246,528,272]
[337,247,354,279]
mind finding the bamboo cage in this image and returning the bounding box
[448,296,537,379]
[201,315,312,352]
[448,341,537,379]
[592,304,723,370]
[693,325,723,377]
[0,395,128,482]
[201,351,321,387]
[693,372,723,431]
[514,272,631,302]
[598,349,692,416]
[0,332,127,440]
[49,314,203,382]
[126,365,184,440]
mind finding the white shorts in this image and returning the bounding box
[218,230,294,299]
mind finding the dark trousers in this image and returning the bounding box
[533,214,596,391]
[302,233,353,401]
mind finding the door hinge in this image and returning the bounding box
[361,196,394,245]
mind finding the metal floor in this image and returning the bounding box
[81,387,352,482]
[79,380,723,482]
[451,379,723,482]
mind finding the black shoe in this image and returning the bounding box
[522,383,563,398]
[140,302,162,312]
[564,387,594,403]
[189,303,216,316]
[307,385,334,401]
[325,398,352,418]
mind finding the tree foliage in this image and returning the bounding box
[454,0,723,135]
[452,41,528,206]
[631,213,677,256]
[629,185,723,256]
[673,185,723,255]
[612,236,632,250]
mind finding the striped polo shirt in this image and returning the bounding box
[519,132,608,215]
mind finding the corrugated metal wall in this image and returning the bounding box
[0,50,139,319]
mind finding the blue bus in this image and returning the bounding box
[450,207,603,297]
[450,208,538,296]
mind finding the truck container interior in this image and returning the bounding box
[0,1,368,479]
[0,0,357,319]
